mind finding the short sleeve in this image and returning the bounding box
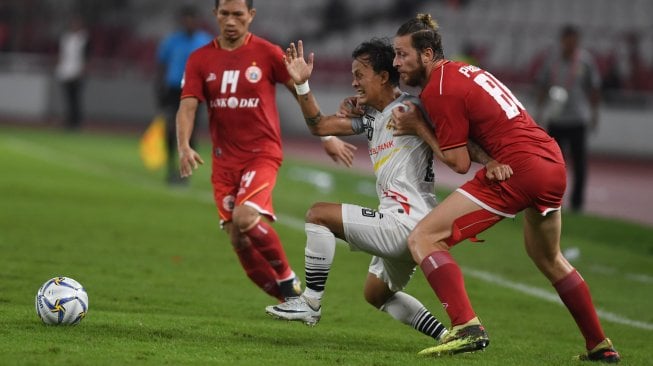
[181,51,205,102]
[422,89,469,151]
[269,44,291,84]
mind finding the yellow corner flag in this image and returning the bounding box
[139,114,168,170]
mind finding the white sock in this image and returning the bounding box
[303,223,336,302]
[380,291,448,341]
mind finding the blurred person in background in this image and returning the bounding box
[535,24,601,212]
[55,15,90,131]
[392,14,619,362]
[176,0,357,302]
[156,5,212,185]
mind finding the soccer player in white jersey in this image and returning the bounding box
[266,38,507,344]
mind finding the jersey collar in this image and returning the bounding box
[213,32,253,50]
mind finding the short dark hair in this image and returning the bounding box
[352,38,400,86]
[560,24,579,38]
[396,13,444,60]
[215,0,253,9]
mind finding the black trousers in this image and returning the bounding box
[547,123,588,211]
[162,87,197,179]
[62,78,84,130]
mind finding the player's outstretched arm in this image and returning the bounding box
[283,41,354,136]
[283,40,358,167]
[176,97,204,178]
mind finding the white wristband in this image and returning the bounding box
[294,80,310,95]
[320,136,333,141]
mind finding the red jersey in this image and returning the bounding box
[421,60,563,164]
[182,33,291,169]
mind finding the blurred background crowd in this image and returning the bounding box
[1,0,652,158]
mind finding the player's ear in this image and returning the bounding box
[421,48,434,63]
[379,70,390,85]
[249,8,256,20]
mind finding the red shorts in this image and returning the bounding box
[459,154,567,217]
[212,158,280,224]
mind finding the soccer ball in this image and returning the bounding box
[35,277,88,325]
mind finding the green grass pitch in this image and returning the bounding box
[0,126,651,365]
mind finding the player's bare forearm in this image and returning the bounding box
[176,97,204,177]
[286,82,355,136]
[466,140,513,181]
[297,92,322,127]
[176,99,197,148]
[415,123,446,162]
[442,146,472,174]
[467,140,492,165]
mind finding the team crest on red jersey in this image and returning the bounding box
[245,64,262,83]
[222,195,235,212]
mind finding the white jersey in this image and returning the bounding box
[355,93,437,228]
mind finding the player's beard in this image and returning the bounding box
[403,58,427,87]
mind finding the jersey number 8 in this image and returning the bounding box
[474,72,525,119]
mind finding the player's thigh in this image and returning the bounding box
[412,190,483,243]
[523,208,573,281]
[523,208,563,260]
[211,171,240,224]
[305,202,345,239]
[235,159,281,220]
[368,256,416,293]
[341,204,412,259]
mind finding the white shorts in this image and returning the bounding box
[341,203,417,292]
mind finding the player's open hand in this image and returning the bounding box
[284,40,314,85]
[390,101,427,136]
[336,96,365,118]
[485,160,513,181]
[322,136,357,168]
[179,146,204,178]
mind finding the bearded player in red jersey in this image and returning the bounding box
[176,0,357,302]
[390,14,620,362]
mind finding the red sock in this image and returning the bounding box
[420,251,476,326]
[234,245,283,301]
[244,220,293,280]
[554,269,605,350]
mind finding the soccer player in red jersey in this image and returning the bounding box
[390,14,620,362]
[176,0,357,302]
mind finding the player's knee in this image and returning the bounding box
[232,205,259,232]
[363,287,388,309]
[231,234,250,250]
[223,223,248,249]
[406,230,422,256]
[304,202,329,226]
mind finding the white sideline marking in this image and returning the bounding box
[4,136,653,331]
[462,268,653,331]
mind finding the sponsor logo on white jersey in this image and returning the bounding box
[368,139,395,156]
